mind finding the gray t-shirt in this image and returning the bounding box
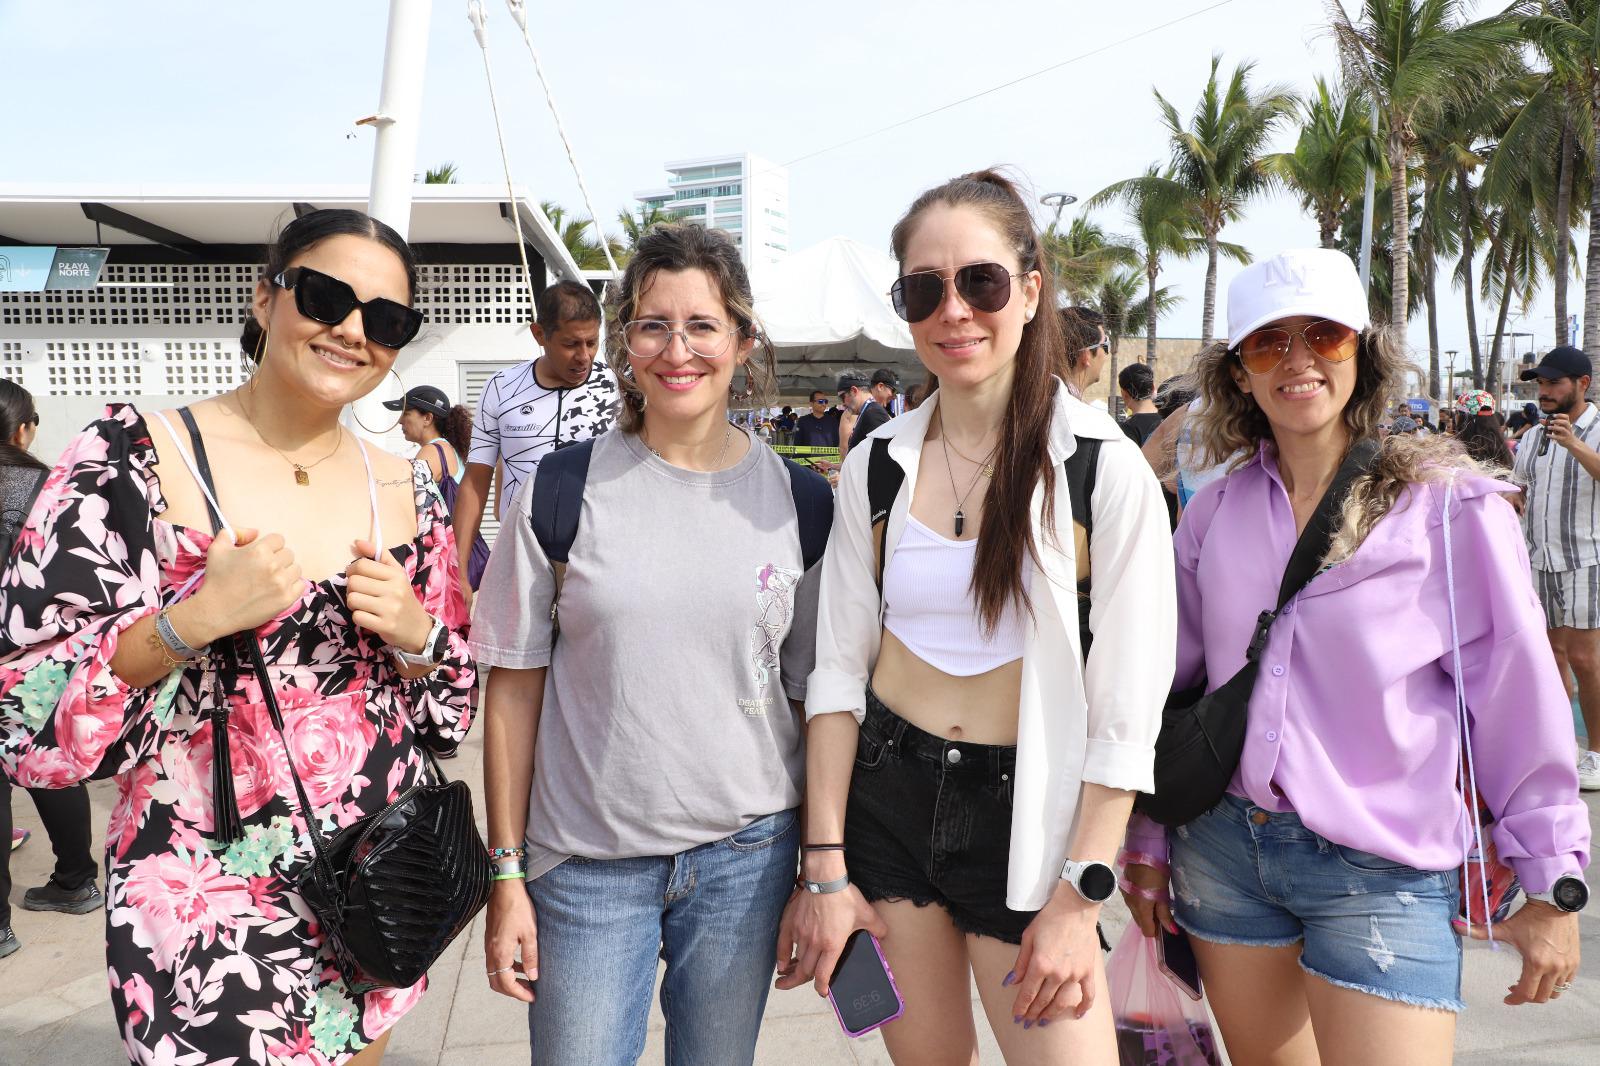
[469,430,819,878]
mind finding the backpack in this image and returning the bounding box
[529,436,834,627]
[428,442,491,589]
[865,435,1101,659]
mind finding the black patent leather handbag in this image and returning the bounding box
[232,634,492,993]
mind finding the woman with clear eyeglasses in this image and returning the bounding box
[473,222,831,1065]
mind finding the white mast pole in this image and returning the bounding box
[365,0,434,238]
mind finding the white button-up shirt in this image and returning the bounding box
[806,384,1176,910]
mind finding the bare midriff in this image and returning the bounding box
[870,628,1022,745]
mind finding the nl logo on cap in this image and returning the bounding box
[1261,255,1316,297]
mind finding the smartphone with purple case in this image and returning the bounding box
[827,931,904,1038]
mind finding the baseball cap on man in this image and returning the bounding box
[1226,248,1370,348]
[383,385,451,419]
[1520,345,1592,382]
[870,368,901,391]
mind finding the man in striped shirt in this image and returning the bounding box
[1513,346,1600,790]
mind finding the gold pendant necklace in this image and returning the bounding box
[240,393,344,486]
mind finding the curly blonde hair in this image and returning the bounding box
[1188,325,1500,564]
[603,223,776,433]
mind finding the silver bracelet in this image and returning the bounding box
[803,874,850,894]
[155,607,205,660]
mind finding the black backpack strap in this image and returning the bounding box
[529,437,595,565]
[1064,436,1100,535]
[782,457,833,571]
[1063,436,1101,662]
[528,438,595,630]
[1243,438,1379,662]
[866,438,904,593]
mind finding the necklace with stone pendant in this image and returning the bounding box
[936,410,998,537]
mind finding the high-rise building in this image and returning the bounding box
[634,153,790,273]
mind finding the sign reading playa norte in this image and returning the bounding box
[0,246,109,291]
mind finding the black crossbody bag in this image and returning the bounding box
[1133,439,1378,827]
[176,409,491,993]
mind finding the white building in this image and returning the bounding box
[633,154,790,275]
[0,182,593,541]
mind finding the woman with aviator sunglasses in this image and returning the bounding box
[780,170,1174,1065]
[0,209,475,1065]
[474,223,828,1065]
[1122,249,1587,1065]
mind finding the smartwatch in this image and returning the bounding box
[1527,875,1589,914]
[1059,858,1117,904]
[390,617,448,670]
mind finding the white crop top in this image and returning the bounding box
[881,514,1027,676]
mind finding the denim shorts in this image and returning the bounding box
[1169,794,1464,1012]
[844,689,1035,943]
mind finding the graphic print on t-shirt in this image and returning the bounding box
[748,563,801,705]
[467,360,619,519]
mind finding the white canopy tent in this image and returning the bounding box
[753,237,918,392]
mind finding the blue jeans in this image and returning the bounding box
[526,808,799,1066]
[1169,794,1464,1012]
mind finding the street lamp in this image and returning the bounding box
[1040,192,1078,227]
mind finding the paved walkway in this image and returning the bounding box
[4,732,1597,1064]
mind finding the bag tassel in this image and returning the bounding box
[209,674,244,844]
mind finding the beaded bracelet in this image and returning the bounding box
[488,846,526,860]
[1117,848,1169,874]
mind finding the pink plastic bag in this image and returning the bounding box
[1108,924,1220,1066]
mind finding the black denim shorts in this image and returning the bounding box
[845,688,1036,944]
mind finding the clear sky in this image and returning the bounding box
[0,0,1560,388]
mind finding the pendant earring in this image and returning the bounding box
[350,368,406,434]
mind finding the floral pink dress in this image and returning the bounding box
[0,405,476,1065]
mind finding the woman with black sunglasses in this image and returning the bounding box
[778,171,1175,1064]
[0,210,475,1065]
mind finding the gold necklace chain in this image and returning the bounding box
[239,392,344,486]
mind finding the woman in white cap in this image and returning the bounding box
[1122,249,1588,1064]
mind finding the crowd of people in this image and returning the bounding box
[0,178,1591,1066]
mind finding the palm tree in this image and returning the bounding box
[1265,78,1385,248]
[423,162,459,184]
[1518,1,1600,351]
[1087,164,1211,374]
[1154,54,1295,344]
[1481,195,1554,398]
[1042,217,1139,305]
[541,200,623,271]
[1328,0,1522,327]
[1096,268,1183,412]
[617,204,675,249]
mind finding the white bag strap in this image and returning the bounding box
[1441,476,1496,943]
[148,409,384,561]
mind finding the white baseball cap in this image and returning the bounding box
[1226,248,1370,348]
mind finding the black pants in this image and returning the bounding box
[1,774,97,925]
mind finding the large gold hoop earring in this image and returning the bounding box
[350,368,405,434]
[240,327,266,392]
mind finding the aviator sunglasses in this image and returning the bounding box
[1235,319,1359,376]
[273,266,425,350]
[889,262,1021,323]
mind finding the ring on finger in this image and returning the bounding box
[487,966,514,977]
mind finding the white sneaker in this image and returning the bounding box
[1579,750,1600,792]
